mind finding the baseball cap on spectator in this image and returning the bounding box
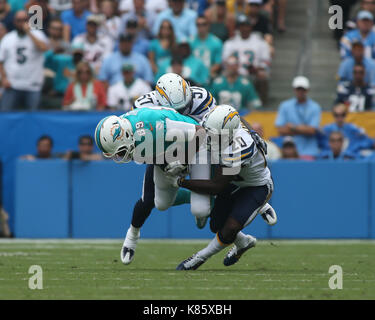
[357,10,374,21]
[71,42,84,52]
[119,34,134,42]
[237,14,252,26]
[352,40,364,48]
[247,0,263,4]
[86,14,102,25]
[292,76,310,89]
[122,63,134,72]
[282,136,296,147]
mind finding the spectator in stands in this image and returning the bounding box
[65,135,103,161]
[340,10,375,60]
[251,122,281,160]
[43,18,74,109]
[25,0,51,32]
[319,103,375,154]
[0,10,48,111]
[72,15,113,75]
[21,135,59,160]
[49,0,72,15]
[0,0,14,32]
[317,131,360,160]
[169,56,197,86]
[63,42,85,83]
[205,0,233,42]
[119,0,168,16]
[99,0,122,42]
[61,0,92,41]
[121,0,156,40]
[99,34,153,88]
[275,0,287,33]
[248,0,273,47]
[275,76,322,159]
[153,0,198,40]
[123,19,150,57]
[210,55,262,111]
[156,40,209,86]
[190,15,223,79]
[222,14,271,104]
[345,0,375,33]
[107,63,151,111]
[63,61,107,110]
[227,0,249,17]
[148,19,176,74]
[336,63,375,111]
[280,136,300,159]
[338,41,375,86]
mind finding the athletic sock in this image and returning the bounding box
[196,234,229,260]
[234,232,250,249]
[123,225,140,250]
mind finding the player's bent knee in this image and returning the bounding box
[154,199,171,211]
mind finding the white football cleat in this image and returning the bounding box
[176,254,207,270]
[259,203,277,226]
[120,227,140,265]
[223,235,257,266]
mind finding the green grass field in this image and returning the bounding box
[0,239,374,300]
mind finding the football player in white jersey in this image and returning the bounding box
[169,105,277,270]
[120,73,216,265]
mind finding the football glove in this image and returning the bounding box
[163,160,189,177]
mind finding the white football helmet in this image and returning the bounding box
[95,115,135,163]
[202,104,241,138]
[155,73,192,111]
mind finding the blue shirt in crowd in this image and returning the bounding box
[340,29,375,60]
[98,51,154,85]
[61,9,92,40]
[316,149,360,160]
[275,97,322,157]
[319,122,375,153]
[338,56,375,85]
[152,8,197,41]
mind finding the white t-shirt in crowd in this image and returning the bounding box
[49,0,72,11]
[72,33,113,74]
[119,0,168,14]
[108,78,152,111]
[222,32,271,76]
[0,30,49,91]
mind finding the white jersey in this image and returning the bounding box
[107,78,152,111]
[0,30,49,91]
[133,86,216,121]
[222,33,271,76]
[218,124,272,187]
[72,34,113,74]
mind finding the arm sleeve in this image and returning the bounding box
[308,104,322,128]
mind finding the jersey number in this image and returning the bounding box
[232,137,247,152]
[138,94,154,106]
[16,47,27,64]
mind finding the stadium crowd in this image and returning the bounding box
[0,0,374,161]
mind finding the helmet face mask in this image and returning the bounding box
[95,116,135,163]
[155,73,193,111]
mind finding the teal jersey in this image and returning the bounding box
[121,107,198,160]
[210,75,262,110]
[190,34,223,70]
[149,39,172,70]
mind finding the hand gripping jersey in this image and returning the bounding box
[217,122,272,187]
[133,86,216,122]
[120,106,198,162]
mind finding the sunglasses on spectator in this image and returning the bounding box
[197,22,208,26]
[333,112,347,118]
[329,138,343,142]
[77,70,91,75]
[16,18,28,22]
[80,142,92,146]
